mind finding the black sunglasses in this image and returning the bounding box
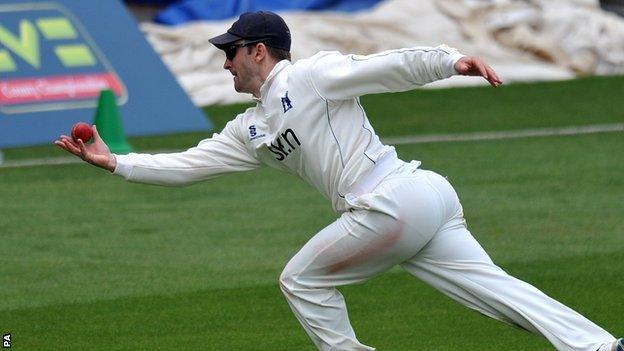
[224,38,269,60]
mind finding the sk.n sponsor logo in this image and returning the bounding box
[0,3,126,114]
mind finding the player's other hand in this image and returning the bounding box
[454,56,503,87]
[54,125,117,172]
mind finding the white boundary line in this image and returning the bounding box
[382,123,624,145]
[1,123,622,169]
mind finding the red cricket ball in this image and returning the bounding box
[71,122,94,143]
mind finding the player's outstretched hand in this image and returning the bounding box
[454,56,503,87]
[54,125,117,172]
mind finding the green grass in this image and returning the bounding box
[1,76,623,350]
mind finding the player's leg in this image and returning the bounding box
[279,213,402,351]
[400,170,616,351]
[279,171,447,350]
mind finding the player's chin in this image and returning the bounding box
[233,81,246,93]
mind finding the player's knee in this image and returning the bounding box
[279,270,292,294]
[279,267,300,295]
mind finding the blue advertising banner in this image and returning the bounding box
[0,0,211,148]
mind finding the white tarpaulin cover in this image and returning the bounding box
[140,0,624,106]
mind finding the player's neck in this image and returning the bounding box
[251,60,278,98]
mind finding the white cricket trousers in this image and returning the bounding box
[279,165,615,351]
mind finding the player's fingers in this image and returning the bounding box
[59,136,80,151]
[54,140,69,151]
[493,73,503,85]
[54,138,69,147]
[476,61,488,80]
[479,63,497,87]
[60,137,79,152]
[485,72,497,87]
[59,139,81,156]
[60,135,78,145]
[77,139,90,160]
[92,125,101,140]
[485,65,502,86]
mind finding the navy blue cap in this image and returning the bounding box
[209,11,291,51]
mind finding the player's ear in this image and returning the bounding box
[254,43,267,62]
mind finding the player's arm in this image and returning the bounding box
[112,118,260,186]
[305,45,501,101]
[55,117,261,186]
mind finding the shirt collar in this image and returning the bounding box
[253,59,291,104]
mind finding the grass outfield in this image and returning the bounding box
[1,76,623,350]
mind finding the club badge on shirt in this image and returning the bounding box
[281,91,293,113]
[248,125,266,141]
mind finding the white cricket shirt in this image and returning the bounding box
[114,45,464,212]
